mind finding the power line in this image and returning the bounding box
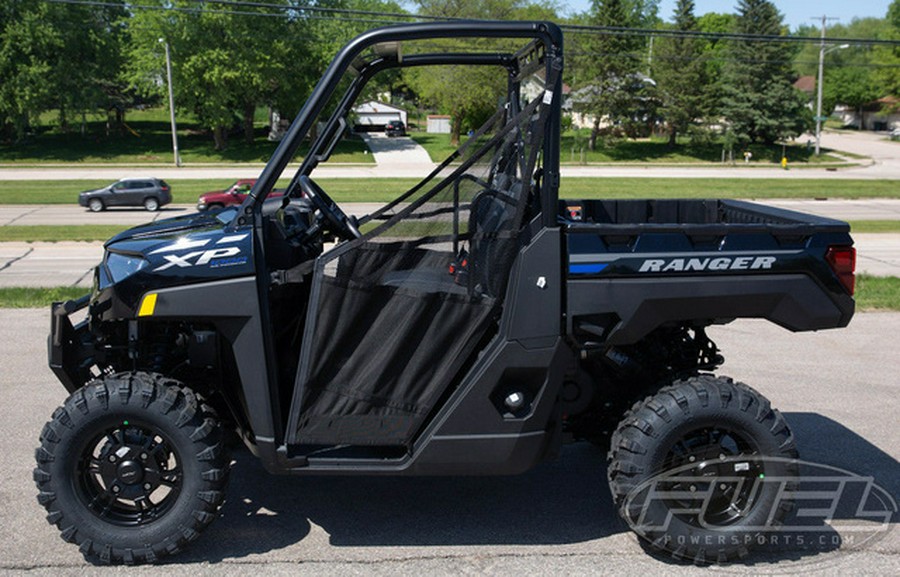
[40,0,900,48]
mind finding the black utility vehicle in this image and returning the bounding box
[37,22,856,565]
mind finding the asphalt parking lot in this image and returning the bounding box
[0,309,896,576]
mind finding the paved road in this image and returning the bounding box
[0,200,897,287]
[0,309,896,575]
[3,199,900,227]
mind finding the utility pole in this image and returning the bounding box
[814,15,839,156]
[161,39,181,167]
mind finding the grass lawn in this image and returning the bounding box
[559,130,846,165]
[2,107,373,164]
[412,130,849,165]
[1,275,896,310]
[2,178,899,206]
[847,221,900,233]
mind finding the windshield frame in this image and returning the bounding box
[233,21,563,228]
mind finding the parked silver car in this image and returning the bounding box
[78,178,172,212]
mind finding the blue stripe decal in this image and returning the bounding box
[569,263,608,275]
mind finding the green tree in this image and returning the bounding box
[653,0,708,145]
[572,0,658,149]
[872,0,900,105]
[695,11,735,114]
[792,16,894,126]
[824,66,881,127]
[720,0,810,144]
[0,0,127,140]
[407,0,556,145]
[126,1,314,150]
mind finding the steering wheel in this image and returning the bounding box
[297,175,361,241]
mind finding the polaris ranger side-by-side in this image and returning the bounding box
[36,22,856,564]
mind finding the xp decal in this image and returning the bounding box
[150,234,249,271]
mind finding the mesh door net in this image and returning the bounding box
[287,86,551,447]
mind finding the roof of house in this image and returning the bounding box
[353,101,406,114]
[793,76,816,93]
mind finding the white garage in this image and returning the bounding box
[353,101,407,130]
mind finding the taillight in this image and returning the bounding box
[825,246,856,295]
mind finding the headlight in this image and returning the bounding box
[104,252,148,284]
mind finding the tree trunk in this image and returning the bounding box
[213,125,227,150]
[667,125,677,147]
[243,102,255,144]
[450,112,462,147]
[589,118,600,151]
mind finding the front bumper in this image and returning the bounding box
[49,295,94,393]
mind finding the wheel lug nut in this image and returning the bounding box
[143,483,152,491]
[719,453,726,460]
[112,485,120,493]
[720,483,727,490]
[140,453,148,460]
[109,455,116,463]
[689,485,697,492]
[688,456,696,463]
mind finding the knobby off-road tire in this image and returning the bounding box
[608,375,798,564]
[34,372,230,564]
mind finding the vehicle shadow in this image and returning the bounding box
[176,412,898,566]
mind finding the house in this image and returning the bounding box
[352,101,407,131]
[563,75,653,130]
[836,96,900,131]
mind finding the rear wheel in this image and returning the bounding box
[608,375,798,564]
[34,372,229,564]
[88,198,104,212]
[143,197,160,211]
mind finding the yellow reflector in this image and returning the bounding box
[138,293,158,317]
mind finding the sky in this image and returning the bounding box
[560,1,894,31]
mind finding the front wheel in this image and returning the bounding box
[608,375,798,564]
[88,198,104,212]
[34,372,229,564]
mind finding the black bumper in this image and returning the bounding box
[49,295,94,393]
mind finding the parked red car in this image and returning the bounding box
[197,180,285,211]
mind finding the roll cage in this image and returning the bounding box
[235,20,564,229]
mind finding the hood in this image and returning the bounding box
[80,186,108,196]
[105,209,237,248]
[96,207,254,307]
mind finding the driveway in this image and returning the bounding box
[358,132,434,166]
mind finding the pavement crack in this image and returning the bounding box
[72,268,94,287]
[0,246,33,273]
[2,206,42,226]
